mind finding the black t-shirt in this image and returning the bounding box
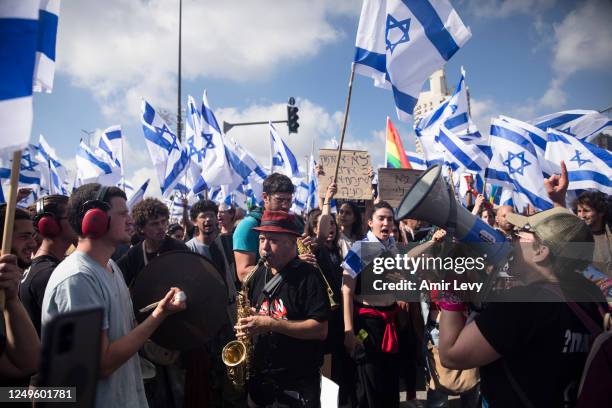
[117,235,188,287]
[475,274,606,408]
[19,254,60,336]
[248,258,330,380]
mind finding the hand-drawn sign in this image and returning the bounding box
[378,168,424,207]
[318,149,372,200]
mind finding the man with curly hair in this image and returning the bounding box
[573,191,611,276]
[117,198,188,287]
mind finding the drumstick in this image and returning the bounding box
[139,291,186,313]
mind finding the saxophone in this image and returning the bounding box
[297,238,338,310]
[222,255,267,389]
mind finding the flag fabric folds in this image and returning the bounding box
[187,91,236,194]
[530,109,612,142]
[385,117,411,168]
[437,124,488,173]
[127,178,149,210]
[76,139,121,186]
[141,99,189,197]
[545,129,612,195]
[486,118,553,211]
[406,151,427,170]
[36,134,68,195]
[99,125,123,169]
[354,0,471,121]
[269,122,300,177]
[0,0,40,155]
[32,0,59,93]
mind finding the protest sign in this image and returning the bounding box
[378,168,424,207]
[318,149,371,200]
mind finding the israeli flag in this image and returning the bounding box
[545,129,611,195]
[0,144,42,191]
[530,109,612,142]
[415,69,481,165]
[269,122,300,177]
[225,138,267,201]
[98,125,123,169]
[32,0,59,93]
[437,124,488,173]
[292,179,310,214]
[36,134,68,195]
[354,0,471,121]
[486,119,552,211]
[189,91,237,194]
[76,139,121,186]
[0,0,39,154]
[166,194,191,221]
[306,154,318,213]
[405,151,427,170]
[498,115,553,177]
[141,99,190,197]
[127,178,149,210]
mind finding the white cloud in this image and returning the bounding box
[470,97,499,133]
[550,0,612,79]
[57,0,357,121]
[460,0,556,18]
[539,0,612,111]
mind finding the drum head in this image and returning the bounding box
[131,250,229,350]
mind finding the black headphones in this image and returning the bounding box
[80,186,111,239]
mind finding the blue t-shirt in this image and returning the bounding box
[42,251,148,408]
[232,209,262,254]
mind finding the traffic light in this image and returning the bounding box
[287,97,299,133]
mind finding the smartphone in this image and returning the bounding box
[38,307,103,408]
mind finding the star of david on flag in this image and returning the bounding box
[385,15,410,54]
[354,0,471,121]
[486,118,552,211]
[502,151,531,176]
[545,129,611,195]
[141,99,190,197]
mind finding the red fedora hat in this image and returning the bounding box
[253,210,302,236]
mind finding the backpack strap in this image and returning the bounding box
[543,284,603,337]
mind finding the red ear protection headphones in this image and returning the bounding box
[34,197,62,238]
[81,186,111,239]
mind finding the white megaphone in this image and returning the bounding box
[395,165,511,265]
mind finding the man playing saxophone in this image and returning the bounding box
[235,210,330,408]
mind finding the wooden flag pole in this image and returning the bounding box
[1,150,23,309]
[332,63,356,184]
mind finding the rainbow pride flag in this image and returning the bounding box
[385,117,411,169]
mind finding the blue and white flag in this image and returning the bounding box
[437,124,488,173]
[545,129,611,195]
[99,125,123,169]
[141,99,190,197]
[0,144,42,191]
[306,154,318,213]
[127,178,149,210]
[530,109,612,142]
[32,0,59,93]
[498,115,553,177]
[76,139,121,186]
[36,134,68,195]
[269,122,300,177]
[292,179,310,214]
[414,69,481,165]
[225,138,268,201]
[187,92,237,194]
[0,0,39,154]
[166,194,192,221]
[405,151,427,170]
[354,0,471,121]
[486,119,552,211]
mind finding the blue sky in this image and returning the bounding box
[30,0,612,197]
